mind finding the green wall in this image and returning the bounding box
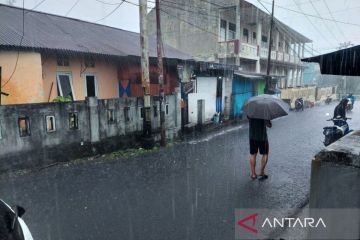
[256,80,266,95]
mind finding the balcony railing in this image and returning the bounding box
[218,40,239,58]
[240,43,258,60]
[271,51,277,60]
[260,48,268,59]
[290,55,295,63]
[284,53,290,62]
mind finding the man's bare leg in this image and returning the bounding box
[250,154,257,178]
[259,154,268,176]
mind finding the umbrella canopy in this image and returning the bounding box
[242,94,289,120]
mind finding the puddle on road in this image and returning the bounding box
[188,125,244,145]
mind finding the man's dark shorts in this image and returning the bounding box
[250,139,269,155]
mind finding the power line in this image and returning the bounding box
[257,0,360,28]
[93,0,123,5]
[94,0,125,23]
[290,0,335,48]
[322,0,346,38]
[2,0,25,88]
[65,0,80,16]
[31,0,47,10]
[256,0,318,57]
[308,0,340,45]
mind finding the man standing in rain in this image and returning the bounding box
[248,118,272,180]
[243,94,289,180]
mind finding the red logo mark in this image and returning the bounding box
[237,213,258,233]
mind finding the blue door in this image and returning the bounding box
[232,76,254,118]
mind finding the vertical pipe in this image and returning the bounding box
[139,0,153,145]
[156,0,166,146]
[265,0,275,93]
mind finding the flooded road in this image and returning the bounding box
[1,103,359,240]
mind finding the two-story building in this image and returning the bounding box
[148,0,311,86]
[147,0,312,119]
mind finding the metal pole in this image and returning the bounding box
[265,0,275,94]
[156,0,166,147]
[0,67,2,105]
[139,0,153,147]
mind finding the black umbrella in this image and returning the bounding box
[242,94,289,120]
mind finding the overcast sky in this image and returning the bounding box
[1,0,360,56]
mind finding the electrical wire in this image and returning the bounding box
[322,0,346,38]
[256,0,319,57]
[2,0,25,88]
[94,0,125,23]
[31,0,47,10]
[257,0,360,28]
[65,0,81,16]
[308,0,340,45]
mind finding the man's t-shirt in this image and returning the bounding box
[249,118,267,141]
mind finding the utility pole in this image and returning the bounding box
[139,0,154,148]
[156,0,166,147]
[265,0,275,94]
[0,67,2,105]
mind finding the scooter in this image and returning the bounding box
[325,96,332,105]
[295,98,304,111]
[323,117,351,146]
[0,199,33,240]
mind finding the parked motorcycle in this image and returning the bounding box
[325,96,332,105]
[0,199,33,240]
[294,98,304,111]
[323,117,352,146]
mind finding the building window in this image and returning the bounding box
[165,104,169,115]
[220,19,227,41]
[69,112,78,130]
[18,117,30,137]
[46,116,56,133]
[261,35,268,48]
[228,22,236,40]
[153,105,158,118]
[140,107,144,119]
[85,56,95,68]
[124,107,130,122]
[252,32,257,44]
[242,28,249,43]
[57,73,75,100]
[85,74,97,97]
[107,109,115,124]
[57,55,69,66]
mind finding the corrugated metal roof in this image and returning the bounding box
[302,45,360,76]
[0,4,192,60]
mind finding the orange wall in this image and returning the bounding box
[0,51,44,105]
[118,62,179,97]
[42,54,119,102]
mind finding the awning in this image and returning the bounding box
[234,71,284,82]
[302,45,360,76]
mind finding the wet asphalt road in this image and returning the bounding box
[1,103,359,240]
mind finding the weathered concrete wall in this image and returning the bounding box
[309,130,360,239]
[0,51,44,104]
[147,0,219,61]
[316,86,337,101]
[280,86,337,108]
[0,95,180,173]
